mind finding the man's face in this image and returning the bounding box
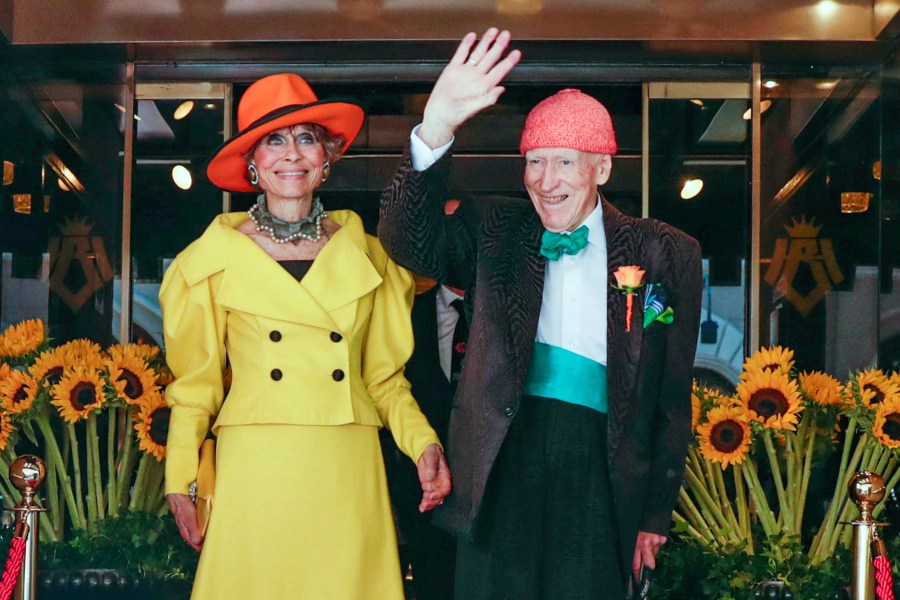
[523,148,611,233]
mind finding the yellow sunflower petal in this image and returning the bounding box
[134,391,169,461]
[740,346,794,381]
[873,396,900,449]
[28,348,67,388]
[737,369,803,431]
[104,355,159,406]
[0,410,14,451]
[850,369,898,407]
[0,370,38,414]
[106,342,161,364]
[798,371,845,407]
[697,405,752,468]
[0,363,9,382]
[56,339,104,371]
[0,319,46,358]
[51,368,105,423]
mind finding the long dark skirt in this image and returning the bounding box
[455,396,625,600]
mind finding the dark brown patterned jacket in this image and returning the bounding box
[378,148,703,574]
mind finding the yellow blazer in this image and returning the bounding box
[161,210,440,495]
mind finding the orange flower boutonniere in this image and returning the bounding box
[612,265,646,332]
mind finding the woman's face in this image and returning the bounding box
[250,124,327,204]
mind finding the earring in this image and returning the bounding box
[247,164,259,186]
[321,161,331,183]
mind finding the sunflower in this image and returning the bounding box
[873,396,900,449]
[0,410,13,452]
[691,390,702,431]
[155,363,175,388]
[28,348,67,388]
[798,371,845,407]
[737,369,803,431]
[740,346,794,380]
[891,371,900,389]
[56,339,104,371]
[0,362,9,382]
[51,368,105,423]
[698,405,752,468]
[850,369,899,407]
[0,319,46,358]
[106,342,161,364]
[104,355,159,406]
[134,391,169,461]
[0,369,38,414]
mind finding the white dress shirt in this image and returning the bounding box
[409,127,608,367]
[435,285,464,380]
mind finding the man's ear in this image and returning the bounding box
[595,154,613,186]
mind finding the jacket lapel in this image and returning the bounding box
[213,211,381,333]
[603,198,643,452]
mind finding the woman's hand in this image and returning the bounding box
[418,27,521,149]
[416,443,452,512]
[167,493,204,552]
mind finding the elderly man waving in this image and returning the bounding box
[379,29,703,600]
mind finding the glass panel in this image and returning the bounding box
[649,85,751,394]
[759,69,881,374]
[879,65,900,372]
[0,63,125,345]
[131,89,227,345]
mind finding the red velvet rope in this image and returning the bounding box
[874,555,896,600]
[0,536,26,600]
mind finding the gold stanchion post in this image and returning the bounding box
[848,470,887,600]
[9,455,46,600]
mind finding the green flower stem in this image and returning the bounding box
[83,422,98,530]
[743,460,778,538]
[762,430,794,534]
[711,462,741,536]
[872,444,891,479]
[683,467,734,540]
[873,454,900,520]
[672,511,711,546]
[129,453,151,512]
[36,417,84,530]
[687,448,739,542]
[812,424,868,561]
[733,464,753,554]
[87,414,104,520]
[701,455,725,511]
[65,423,87,529]
[116,410,137,512]
[141,458,164,512]
[677,492,714,545]
[796,415,817,530]
[106,407,118,517]
[43,442,62,538]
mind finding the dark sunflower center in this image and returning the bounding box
[764,362,781,371]
[749,389,789,418]
[148,407,170,446]
[12,386,27,405]
[864,384,886,404]
[45,367,64,386]
[884,414,900,441]
[69,382,96,411]
[117,369,143,399]
[711,420,744,452]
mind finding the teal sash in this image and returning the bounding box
[522,342,608,414]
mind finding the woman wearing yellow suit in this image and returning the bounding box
[160,73,452,600]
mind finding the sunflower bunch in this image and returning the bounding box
[675,384,755,553]
[809,368,900,564]
[0,319,173,542]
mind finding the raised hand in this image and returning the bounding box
[418,28,521,149]
[416,443,452,512]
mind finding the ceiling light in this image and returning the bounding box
[204,103,217,110]
[873,161,882,181]
[742,99,772,120]
[174,100,194,120]
[57,177,69,191]
[3,161,13,186]
[764,80,778,89]
[815,80,838,90]
[114,102,141,121]
[840,192,871,214]
[680,178,703,200]
[689,99,704,107]
[172,165,193,190]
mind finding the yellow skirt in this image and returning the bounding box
[190,424,405,600]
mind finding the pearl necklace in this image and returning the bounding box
[248,194,326,244]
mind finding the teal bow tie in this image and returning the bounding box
[540,225,589,261]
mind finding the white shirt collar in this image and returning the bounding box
[436,284,464,309]
[580,194,604,249]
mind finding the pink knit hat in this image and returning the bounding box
[519,89,618,156]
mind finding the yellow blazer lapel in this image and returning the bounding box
[301,211,382,333]
[204,213,337,330]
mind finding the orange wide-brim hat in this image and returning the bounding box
[206,73,365,192]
